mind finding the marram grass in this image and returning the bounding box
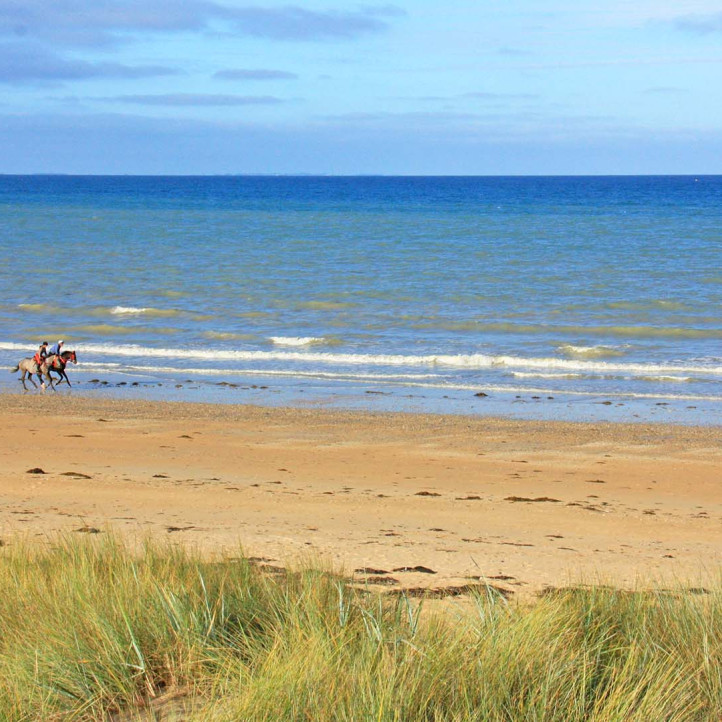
[0,535,720,721]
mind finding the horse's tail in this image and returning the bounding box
[10,365,19,373]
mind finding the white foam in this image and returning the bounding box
[635,375,692,383]
[109,306,180,318]
[269,336,325,347]
[2,341,722,378]
[558,344,625,359]
[110,306,148,315]
[69,361,722,402]
[86,364,440,382]
[512,372,584,380]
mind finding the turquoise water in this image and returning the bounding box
[1,175,721,423]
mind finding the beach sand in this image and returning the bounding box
[1,393,720,599]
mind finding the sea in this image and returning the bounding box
[1,175,721,425]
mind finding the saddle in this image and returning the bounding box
[46,354,64,369]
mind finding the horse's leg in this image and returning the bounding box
[43,369,55,391]
[37,366,53,391]
[25,368,39,389]
[51,367,69,387]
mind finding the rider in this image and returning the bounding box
[48,339,64,357]
[32,341,50,390]
[33,341,49,368]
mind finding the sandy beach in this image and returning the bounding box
[1,393,720,599]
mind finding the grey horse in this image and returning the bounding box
[10,357,55,390]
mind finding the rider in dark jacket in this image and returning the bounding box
[33,342,49,368]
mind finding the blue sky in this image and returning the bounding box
[2,1,722,174]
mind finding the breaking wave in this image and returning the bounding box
[2,341,721,378]
[109,306,180,317]
[557,344,626,359]
[269,336,327,347]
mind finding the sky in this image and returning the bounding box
[1,1,722,175]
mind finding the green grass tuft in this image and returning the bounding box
[0,534,720,720]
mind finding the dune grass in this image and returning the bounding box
[0,534,720,721]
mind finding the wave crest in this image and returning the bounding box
[1,341,719,377]
[558,344,626,359]
[110,306,180,318]
[269,336,327,347]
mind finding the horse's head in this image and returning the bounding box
[62,350,77,364]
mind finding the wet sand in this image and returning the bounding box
[1,393,720,599]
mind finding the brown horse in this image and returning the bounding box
[45,350,78,386]
[10,350,77,391]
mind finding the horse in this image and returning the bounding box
[10,350,77,391]
[45,350,78,387]
[10,357,55,391]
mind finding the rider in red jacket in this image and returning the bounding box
[33,341,49,368]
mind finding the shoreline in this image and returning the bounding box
[2,393,721,598]
[4,336,722,427]
[2,389,721,433]
[3,371,721,428]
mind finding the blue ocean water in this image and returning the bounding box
[1,175,721,424]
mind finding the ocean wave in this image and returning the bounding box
[82,363,442,382]
[3,341,722,378]
[427,321,722,340]
[109,306,180,318]
[110,306,147,315]
[18,303,62,313]
[75,324,137,335]
[605,300,692,312]
[557,344,626,359]
[269,336,327,347]
[203,331,256,341]
[511,372,584,380]
[635,375,692,383]
[74,324,180,336]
